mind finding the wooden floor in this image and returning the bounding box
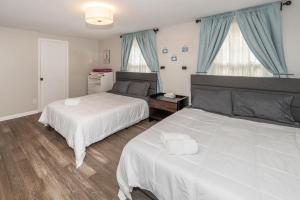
[0,114,157,200]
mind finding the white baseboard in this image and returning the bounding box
[0,110,39,122]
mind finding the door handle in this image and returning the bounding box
[40,77,44,81]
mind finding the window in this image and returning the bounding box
[127,39,150,73]
[208,19,272,77]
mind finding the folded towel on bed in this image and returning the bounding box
[164,139,198,155]
[64,98,81,106]
[160,132,198,155]
[160,132,191,145]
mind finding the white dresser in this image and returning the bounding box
[88,72,114,94]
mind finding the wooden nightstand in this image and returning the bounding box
[149,93,189,121]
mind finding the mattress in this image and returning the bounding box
[117,108,300,200]
[39,92,149,168]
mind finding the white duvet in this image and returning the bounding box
[39,92,149,168]
[117,108,300,200]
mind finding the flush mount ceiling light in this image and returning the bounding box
[84,3,114,25]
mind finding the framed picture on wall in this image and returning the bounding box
[103,50,110,64]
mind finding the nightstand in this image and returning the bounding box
[149,93,189,121]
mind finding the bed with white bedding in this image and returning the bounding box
[39,92,149,167]
[39,71,157,168]
[117,75,300,200]
[117,108,300,200]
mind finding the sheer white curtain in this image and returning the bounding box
[127,38,150,73]
[208,19,272,77]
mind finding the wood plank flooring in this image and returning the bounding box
[0,114,157,200]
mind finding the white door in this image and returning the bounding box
[39,39,68,110]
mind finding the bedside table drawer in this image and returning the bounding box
[149,99,177,113]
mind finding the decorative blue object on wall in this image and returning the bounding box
[162,48,168,54]
[182,45,189,53]
[171,55,177,61]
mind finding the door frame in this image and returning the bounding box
[38,38,69,111]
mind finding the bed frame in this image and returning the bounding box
[115,71,158,95]
[191,75,300,123]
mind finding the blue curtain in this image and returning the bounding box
[135,30,162,92]
[236,3,288,76]
[121,33,134,71]
[197,13,234,73]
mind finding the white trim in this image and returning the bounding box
[0,110,39,122]
[38,38,69,111]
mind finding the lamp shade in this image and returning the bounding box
[85,5,113,25]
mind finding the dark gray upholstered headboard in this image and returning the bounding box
[116,71,158,95]
[191,75,300,123]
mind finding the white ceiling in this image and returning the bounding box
[0,0,276,40]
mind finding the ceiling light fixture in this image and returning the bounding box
[84,3,114,25]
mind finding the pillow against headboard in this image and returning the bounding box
[111,81,131,94]
[192,88,232,115]
[127,81,151,97]
[232,90,296,125]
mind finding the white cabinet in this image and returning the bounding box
[88,72,114,94]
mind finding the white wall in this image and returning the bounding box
[0,26,99,118]
[157,22,199,97]
[98,3,300,97]
[282,0,300,78]
[99,37,122,71]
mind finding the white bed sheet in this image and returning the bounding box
[117,108,300,200]
[39,92,149,168]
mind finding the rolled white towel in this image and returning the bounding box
[164,139,198,155]
[65,98,81,106]
[160,132,191,145]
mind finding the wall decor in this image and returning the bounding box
[171,55,177,62]
[162,48,168,54]
[103,50,110,64]
[182,45,189,53]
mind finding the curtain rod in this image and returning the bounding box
[195,0,292,23]
[120,28,159,38]
[280,0,292,10]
